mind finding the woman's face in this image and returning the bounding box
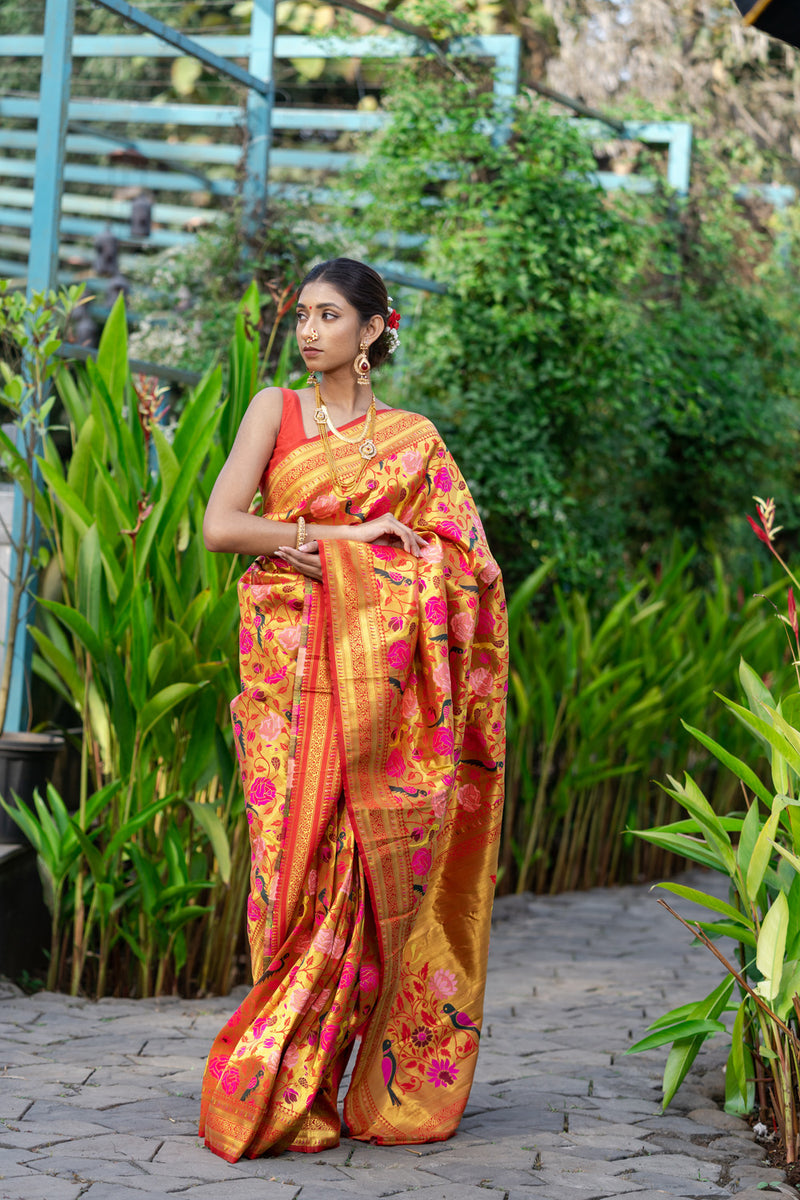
[296,281,365,374]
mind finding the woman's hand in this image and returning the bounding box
[275,540,323,582]
[351,514,426,557]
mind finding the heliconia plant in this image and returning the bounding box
[0,281,300,998]
[628,497,800,1164]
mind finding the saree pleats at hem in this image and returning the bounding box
[199,794,381,1160]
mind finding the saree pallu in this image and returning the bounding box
[200,408,508,1160]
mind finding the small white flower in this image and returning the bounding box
[753,1121,769,1137]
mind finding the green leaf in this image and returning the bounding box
[724,998,755,1116]
[655,882,753,929]
[95,291,129,401]
[138,682,204,742]
[681,721,774,811]
[186,799,232,884]
[626,1018,727,1054]
[756,891,789,1001]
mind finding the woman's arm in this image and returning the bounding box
[203,387,297,556]
[203,387,426,560]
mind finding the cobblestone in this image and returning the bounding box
[0,869,795,1199]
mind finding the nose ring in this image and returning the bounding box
[306,327,319,343]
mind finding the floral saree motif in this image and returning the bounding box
[200,406,508,1160]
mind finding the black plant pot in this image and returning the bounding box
[0,731,65,844]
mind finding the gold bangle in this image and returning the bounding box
[296,516,306,550]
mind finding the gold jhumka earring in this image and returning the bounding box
[353,341,371,386]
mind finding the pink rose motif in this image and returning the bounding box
[208,1054,229,1080]
[412,847,432,876]
[424,596,447,625]
[284,1043,300,1068]
[432,661,451,692]
[278,626,302,652]
[247,896,261,923]
[267,1048,282,1073]
[320,1023,340,1051]
[419,541,444,564]
[432,728,454,755]
[402,688,419,720]
[458,782,481,812]
[221,1066,240,1096]
[359,964,379,992]
[252,1018,269,1039]
[436,521,461,541]
[369,496,394,520]
[476,609,496,637]
[314,927,335,954]
[434,467,453,493]
[341,962,356,988]
[250,584,272,605]
[450,612,475,643]
[432,790,448,819]
[470,668,494,697]
[310,493,340,518]
[386,749,406,778]
[310,987,332,1013]
[402,450,424,474]
[258,710,283,742]
[307,869,318,894]
[240,629,253,655]
[387,640,412,671]
[288,987,311,1014]
[480,561,501,584]
[372,545,397,561]
[249,776,276,806]
[431,968,458,998]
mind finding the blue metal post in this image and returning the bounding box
[5,0,76,733]
[244,0,276,237]
[666,122,693,197]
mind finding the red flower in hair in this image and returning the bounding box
[387,309,401,330]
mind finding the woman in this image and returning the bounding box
[199,258,508,1160]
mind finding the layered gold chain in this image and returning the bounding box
[312,376,377,494]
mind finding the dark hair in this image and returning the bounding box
[299,257,392,369]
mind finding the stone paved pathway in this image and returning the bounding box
[0,870,793,1200]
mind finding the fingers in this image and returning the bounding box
[369,515,426,557]
[275,545,323,582]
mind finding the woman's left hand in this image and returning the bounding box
[274,539,323,583]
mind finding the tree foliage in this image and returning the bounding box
[348,69,800,589]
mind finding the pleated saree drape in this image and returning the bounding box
[200,405,508,1160]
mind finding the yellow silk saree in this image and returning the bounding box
[200,405,508,1160]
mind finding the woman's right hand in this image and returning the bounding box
[351,514,426,557]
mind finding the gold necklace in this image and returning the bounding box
[312,378,378,494]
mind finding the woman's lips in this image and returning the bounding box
[302,347,321,357]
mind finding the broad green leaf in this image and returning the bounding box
[186,799,232,884]
[681,721,774,811]
[656,882,753,929]
[138,682,204,743]
[626,1017,727,1054]
[756,891,789,1001]
[724,998,755,1115]
[746,800,784,902]
[95,291,128,402]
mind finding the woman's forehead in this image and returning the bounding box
[297,282,351,309]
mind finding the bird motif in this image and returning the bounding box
[240,1067,264,1102]
[381,1038,402,1107]
[256,952,288,985]
[443,1003,481,1040]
